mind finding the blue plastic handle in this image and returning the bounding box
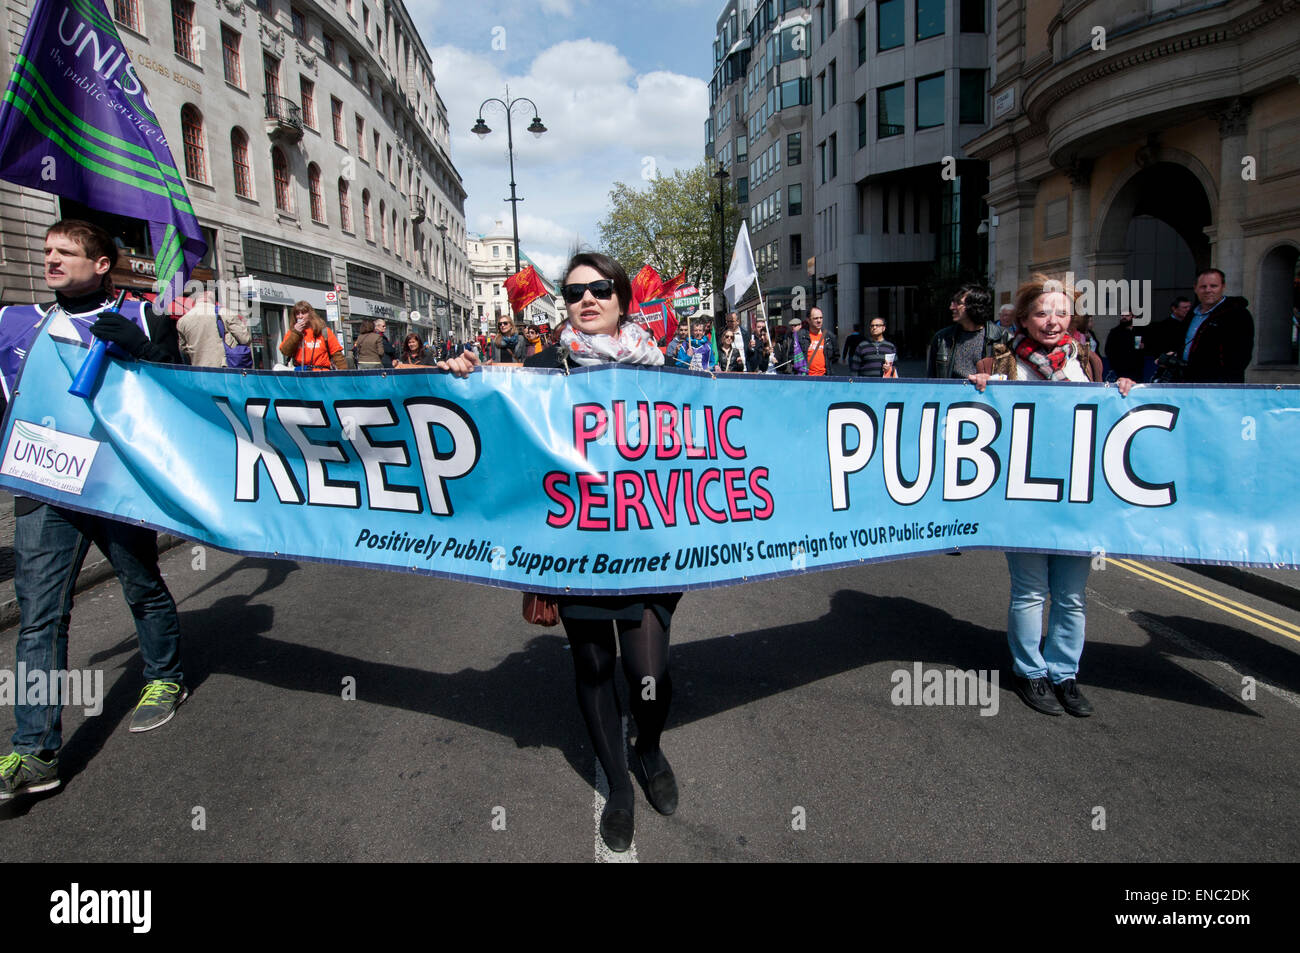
[68,337,130,398]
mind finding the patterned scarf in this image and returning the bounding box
[1013,331,1078,381]
[559,321,664,366]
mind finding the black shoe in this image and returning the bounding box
[1012,675,1064,716]
[635,747,679,816]
[599,799,634,852]
[1053,678,1094,717]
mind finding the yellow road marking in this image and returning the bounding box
[1110,558,1300,643]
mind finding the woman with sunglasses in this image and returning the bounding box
[491,315,526,364]
[439,252,679,854]
[715,329,743,372]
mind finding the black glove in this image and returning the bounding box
[90,311,171,362]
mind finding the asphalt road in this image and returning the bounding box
[1,542,1297,863]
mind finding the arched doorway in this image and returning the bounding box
[1094,160,1213,322]
[1256,244,1300,365]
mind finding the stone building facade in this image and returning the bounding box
[0,0,473,366]
[966,0,1300,381]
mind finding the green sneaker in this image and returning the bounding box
[129,680,188,733]
[0,751,60,800]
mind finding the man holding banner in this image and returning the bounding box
[0,221,187,800]
[0,0,207,799]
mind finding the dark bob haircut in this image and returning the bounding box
[564,252,633,321]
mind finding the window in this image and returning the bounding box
[362,189,373,240]
[221,27,242,88]
[916,73,944,128]
[959,70,985,123]
[348,55,358,81]
[308,163,325,222]
[256,0,271,14]
[856,12,866,65]
[172,0,196,62]
[380,200,387,248]
[857,96,867,149]
[818,71,826,115]
[737,177,748,203]
[272,147,291,211]
[492,245,500,258]
[789,183,802,216]
[291,6,305,40]
[113,0,141,31]
[788,132,801,165]
[829,133,837,179]
[363,6,370,37]
[355,115,365,159]
[231,128,252,197]
[180,104,205,181]
[373,132,380,171]
[917,0,944,40]
[264,54,281,100]
[790,233,802,268]
[829,60,837,107]
[299,77,315,129]
[878,82,904,137]
[331,97,344,143]
[323,33,335,62]
[387,144,393,182]
[878,0,903,51]
[337,178,352,231]
[819,141,826,184]
[346,0,353,16]
[960,0,986,33]
[493,284,500,296]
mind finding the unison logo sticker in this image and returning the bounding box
[0,420,101,495]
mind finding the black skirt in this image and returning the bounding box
[558,594,683,630]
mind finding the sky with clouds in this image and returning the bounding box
[403,0,720,283]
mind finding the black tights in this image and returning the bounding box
[564,610,672,806]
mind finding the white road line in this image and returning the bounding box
[593,716,638,863]
[1090,588,1300,710]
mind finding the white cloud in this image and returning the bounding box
[427,37,708,281]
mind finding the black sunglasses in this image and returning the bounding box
[561,280,615,304]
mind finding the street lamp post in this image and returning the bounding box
[713,164,730,322]
[472,87,546,299]
[434,218,455,342]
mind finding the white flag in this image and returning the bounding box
[723,222,757,311]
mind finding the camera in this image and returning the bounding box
[1152,352,1187,383]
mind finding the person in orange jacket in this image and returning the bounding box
[279,300,345,370]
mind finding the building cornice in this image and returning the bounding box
[1023,0,1297,126]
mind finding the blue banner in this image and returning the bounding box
[2,329,1298,594]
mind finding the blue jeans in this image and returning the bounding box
[11,503,183,754]
[1005,552,1091,683]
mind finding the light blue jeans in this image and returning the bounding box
[1005,552,1091,683]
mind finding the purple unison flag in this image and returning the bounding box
[0,0,206,305]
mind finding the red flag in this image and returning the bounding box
[660,269,687,298]
[506,266,548,314]
[629,265,665,314]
